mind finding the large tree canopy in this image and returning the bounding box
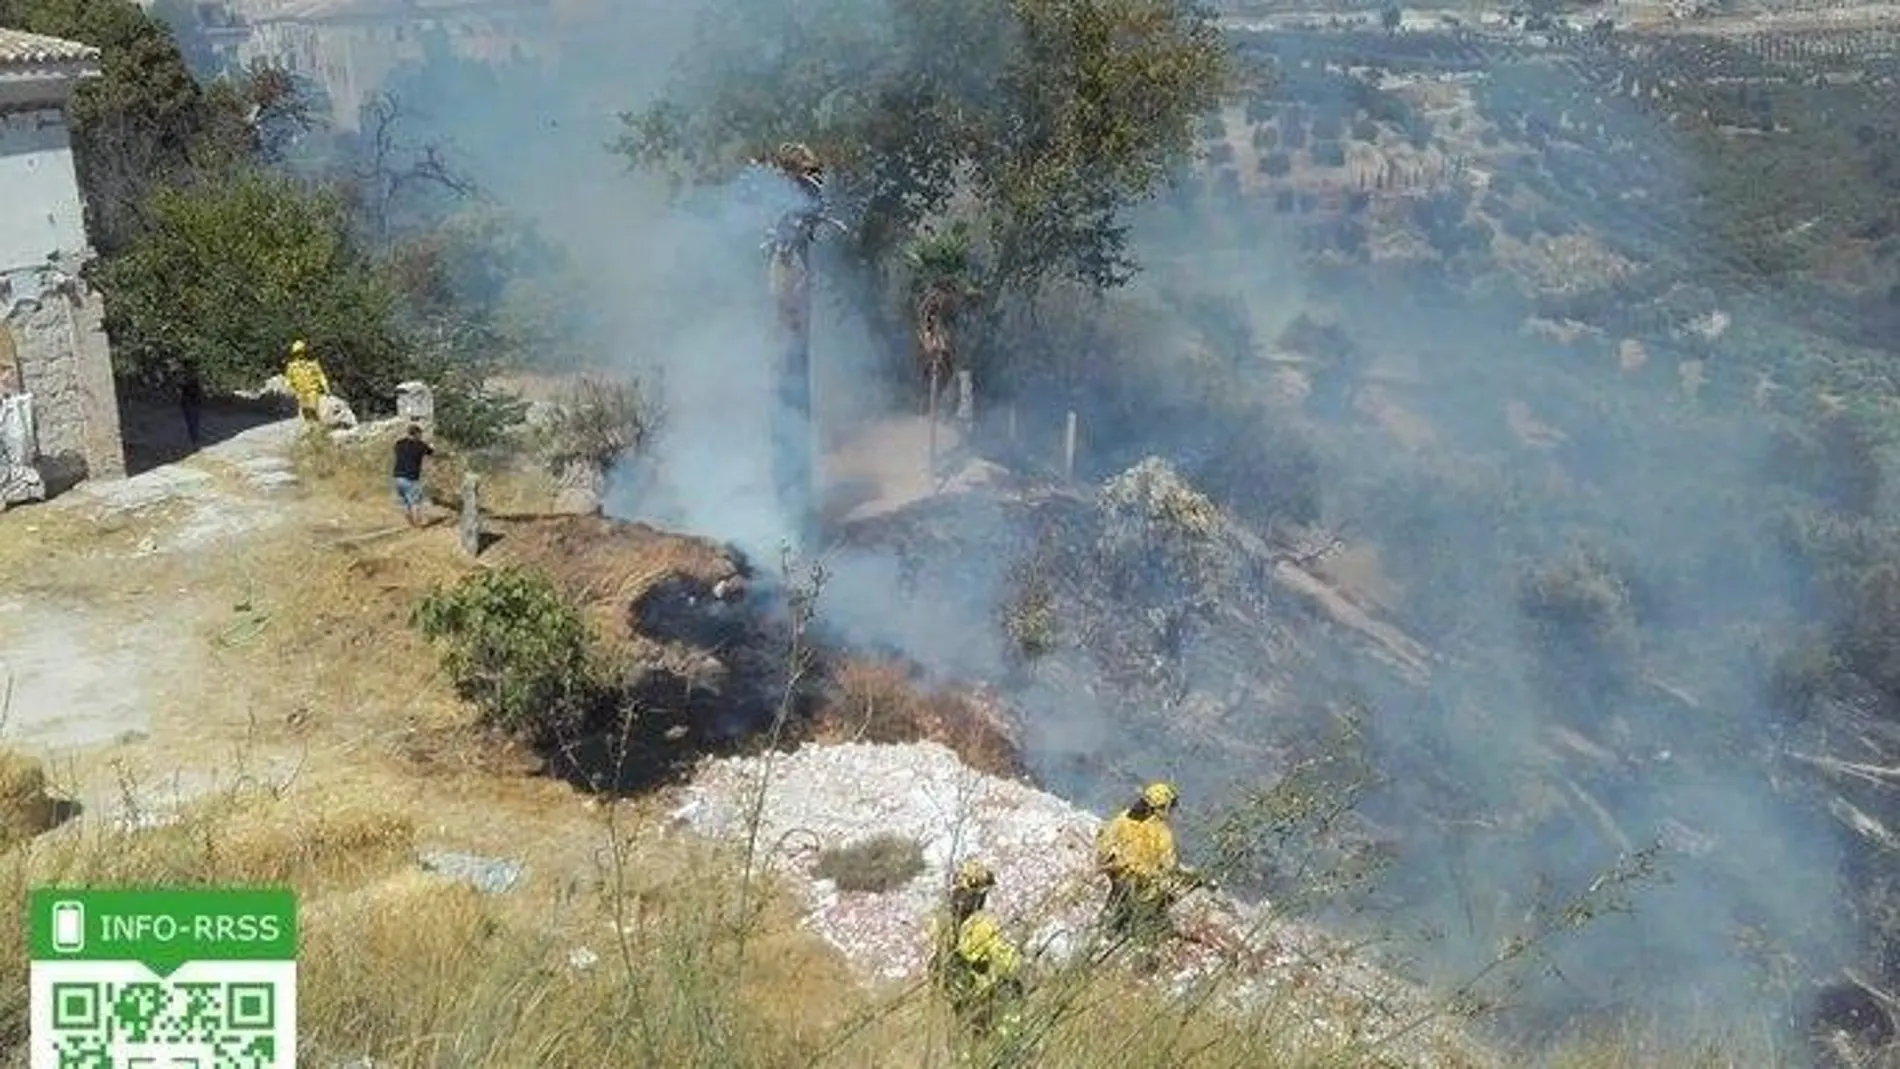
[98,172,407,401]
[619,0,1232,294]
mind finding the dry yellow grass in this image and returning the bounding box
[0,779,867,1069]
[811,658,1026,779]
[291,423,563,520]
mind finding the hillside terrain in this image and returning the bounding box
[8,0,1900,1063]
[0,411,1499,1068]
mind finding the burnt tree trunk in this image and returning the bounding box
[771,246,815,546]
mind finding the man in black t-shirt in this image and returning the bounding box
[392,423,435,526]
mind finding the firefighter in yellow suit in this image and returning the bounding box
[1094,781,1206,948]
[929,860,1024,1050]
[283,339,329,423]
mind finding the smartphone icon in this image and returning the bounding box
[51,902,84,954]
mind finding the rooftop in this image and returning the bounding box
[0,27,101,70]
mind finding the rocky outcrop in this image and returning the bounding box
[672,740,1492,1066]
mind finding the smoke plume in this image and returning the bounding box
[343,1,1858,1049]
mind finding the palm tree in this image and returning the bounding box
[904,222,982,419]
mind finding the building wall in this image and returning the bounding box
[2,275,122,486]
[0,108,88,274]
[0,75,126,486]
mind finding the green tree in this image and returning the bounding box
[97,171,408,401]
[620,0,1232,298]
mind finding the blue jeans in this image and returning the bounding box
[394,477,424,510]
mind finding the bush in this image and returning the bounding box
[99,171,409,403]
[1516,548,1640,701]
[812,834,926,893]
[1261,152,1293,177]
[0,752,56,849]
[815,659,1024,777]
[542,375,657,473]
[1189,414,1324,529]
[412,567,602,742]
[428,366,531,451]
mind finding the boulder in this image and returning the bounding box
[1,465,45,508]
[552,459,605,516]
[318,394,358,430]
[395,381,435,424]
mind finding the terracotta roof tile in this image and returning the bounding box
[0,28,101,69]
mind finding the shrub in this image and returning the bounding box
[430,368,532,451]
[1517,548,1640,702]
[817,660,1024,777]
[1004,573,1060,659]
[543,375,656,473]
[1192,414,1324,529]
[0,752,56,848]
[412,567,602,742]
[1261,152,1293,177]
[813,834,926,893]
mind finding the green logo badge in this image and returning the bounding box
[27,887,297,1068]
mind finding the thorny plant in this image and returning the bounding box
[731,551,828,963]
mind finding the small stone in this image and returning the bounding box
[416,850,524,895]
[568,946,599,971]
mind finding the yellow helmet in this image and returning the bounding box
[290,339,307,355]
[1141,782,1179,810]
[954,860,996,892]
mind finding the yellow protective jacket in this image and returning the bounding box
[284,356,329,402]
[930,910,1022,997]
[1095,809,1180,898]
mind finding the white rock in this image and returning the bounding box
[318,394,358,430]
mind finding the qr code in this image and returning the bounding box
[45,979,279,1069]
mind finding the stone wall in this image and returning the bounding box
[1,268,124,488]
[0,108,89,271]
